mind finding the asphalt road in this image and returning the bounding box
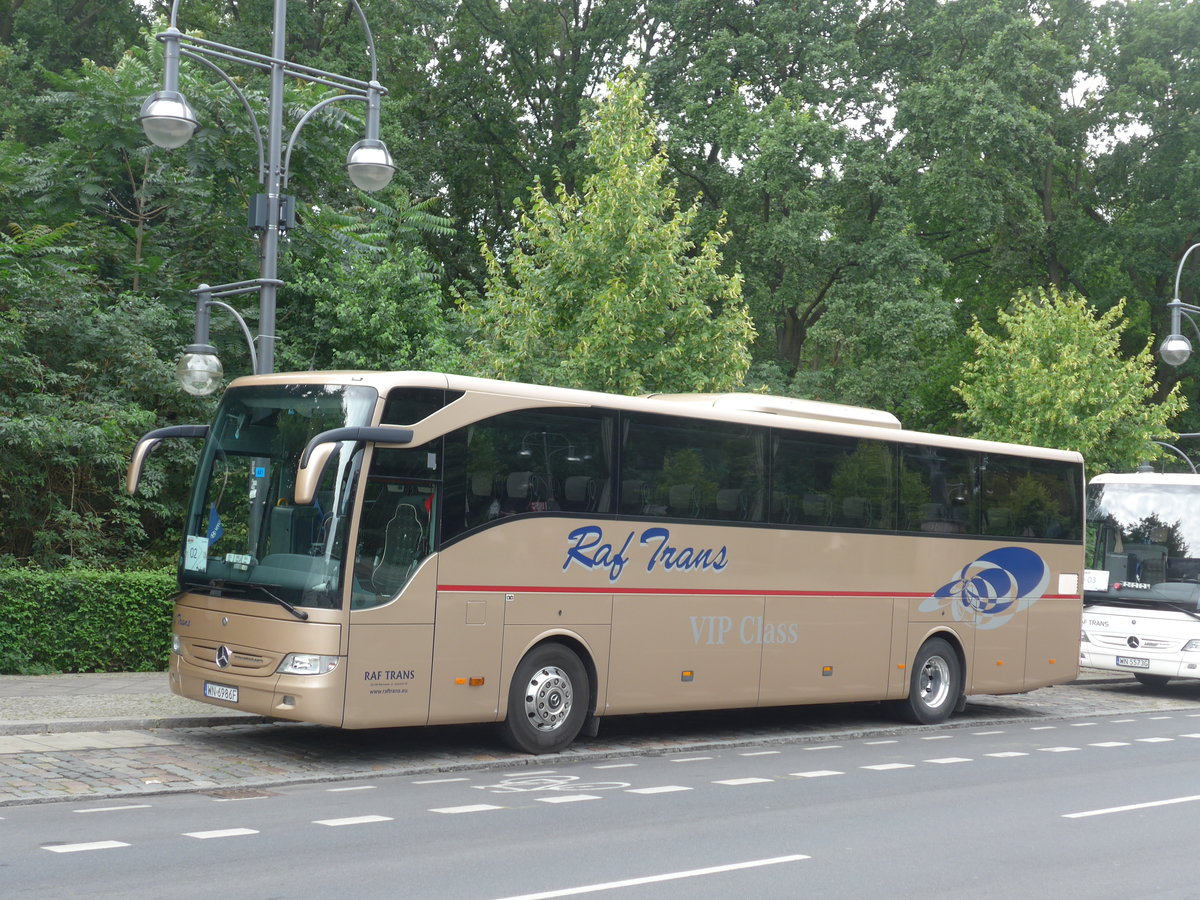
[6,704,1200,898]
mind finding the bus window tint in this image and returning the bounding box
[900,446,978,535]
[981,455,1083,540]
[771,433,894,530]
[381,388,464,425]
[442,408,614,541]
[622,414,764,521]
[351,443,441,608]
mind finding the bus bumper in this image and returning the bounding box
[1078,647,1200,680]
[170,654,348,726]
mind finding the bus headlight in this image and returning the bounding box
[1182,640,1200,652]
[172,633,183,655]
[277,654,340,675]
[1080,630,1090,644]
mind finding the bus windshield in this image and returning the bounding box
[1086,480,1200,611]
[180,383,377,611]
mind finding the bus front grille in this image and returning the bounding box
[185,639,280,674]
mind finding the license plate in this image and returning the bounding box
[1116,656,1150,670]
[204,681,239,703]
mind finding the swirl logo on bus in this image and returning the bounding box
[919,547,1050,630]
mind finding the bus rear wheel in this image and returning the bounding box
[500,644,589,755]
[892,637,961,725]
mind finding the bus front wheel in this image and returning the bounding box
[500,644,589,755]
[892,637,961,725]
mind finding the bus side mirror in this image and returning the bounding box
[294,426,415,505]
[295,441,338,506]
[126,425,210,495]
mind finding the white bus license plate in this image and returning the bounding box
[1116,656,1150,670]
[204,681,238,703]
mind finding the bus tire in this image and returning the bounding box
[1133,673,1171,689]
[892,637,961,725]
[500,644,589,755]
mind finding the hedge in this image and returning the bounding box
[0,569,176,674]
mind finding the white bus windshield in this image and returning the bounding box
[1086,481,1200,610]
[180,383,377,611]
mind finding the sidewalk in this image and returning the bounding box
[0,671,267,738]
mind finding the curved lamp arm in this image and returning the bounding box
[1161,241,1200,367]
[281,93,361,189]
[178,49,266,181]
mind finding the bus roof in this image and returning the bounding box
[1090,471,1200,486]
[231,370,1083,464]
[644,393,902,429]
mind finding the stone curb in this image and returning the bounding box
[0,714,273,737]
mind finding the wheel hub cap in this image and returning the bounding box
[524,665,573,732]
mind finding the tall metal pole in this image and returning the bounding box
[142,0,394,392]
[257,0,288,376]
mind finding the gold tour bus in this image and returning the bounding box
[128,371,1085,754]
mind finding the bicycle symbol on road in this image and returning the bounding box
[473,774,630,794]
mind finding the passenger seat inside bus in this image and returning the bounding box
[563,475,596,512]
[372,500,424,594]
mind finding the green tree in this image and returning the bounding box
[639,0,958,422]
[955,285,1185,475]
[0,220,187,567]
[414,0,642,288]
[278,193,456,371]
[459,74,754,395]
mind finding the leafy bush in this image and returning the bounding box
[0,569,175,674]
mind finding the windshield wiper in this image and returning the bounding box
[236,583,310,620]
[196,580,310,620]
[1158,601,1200,621]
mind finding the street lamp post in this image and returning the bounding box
[139,0,395,395]
[1158,241,1200,368]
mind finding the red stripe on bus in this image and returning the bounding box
[438,584,1079,600]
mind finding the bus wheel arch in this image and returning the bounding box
[891,634,964,725]
[499,639,594,755]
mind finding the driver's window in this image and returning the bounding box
[350,442,440,609]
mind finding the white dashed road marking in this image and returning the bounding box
[313,815,394,826]
[184,828,259,839]
[714,777,773,786]
[43,841,129,853]
[627,786,692,795]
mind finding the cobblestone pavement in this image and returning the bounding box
[3,672,1200,807]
